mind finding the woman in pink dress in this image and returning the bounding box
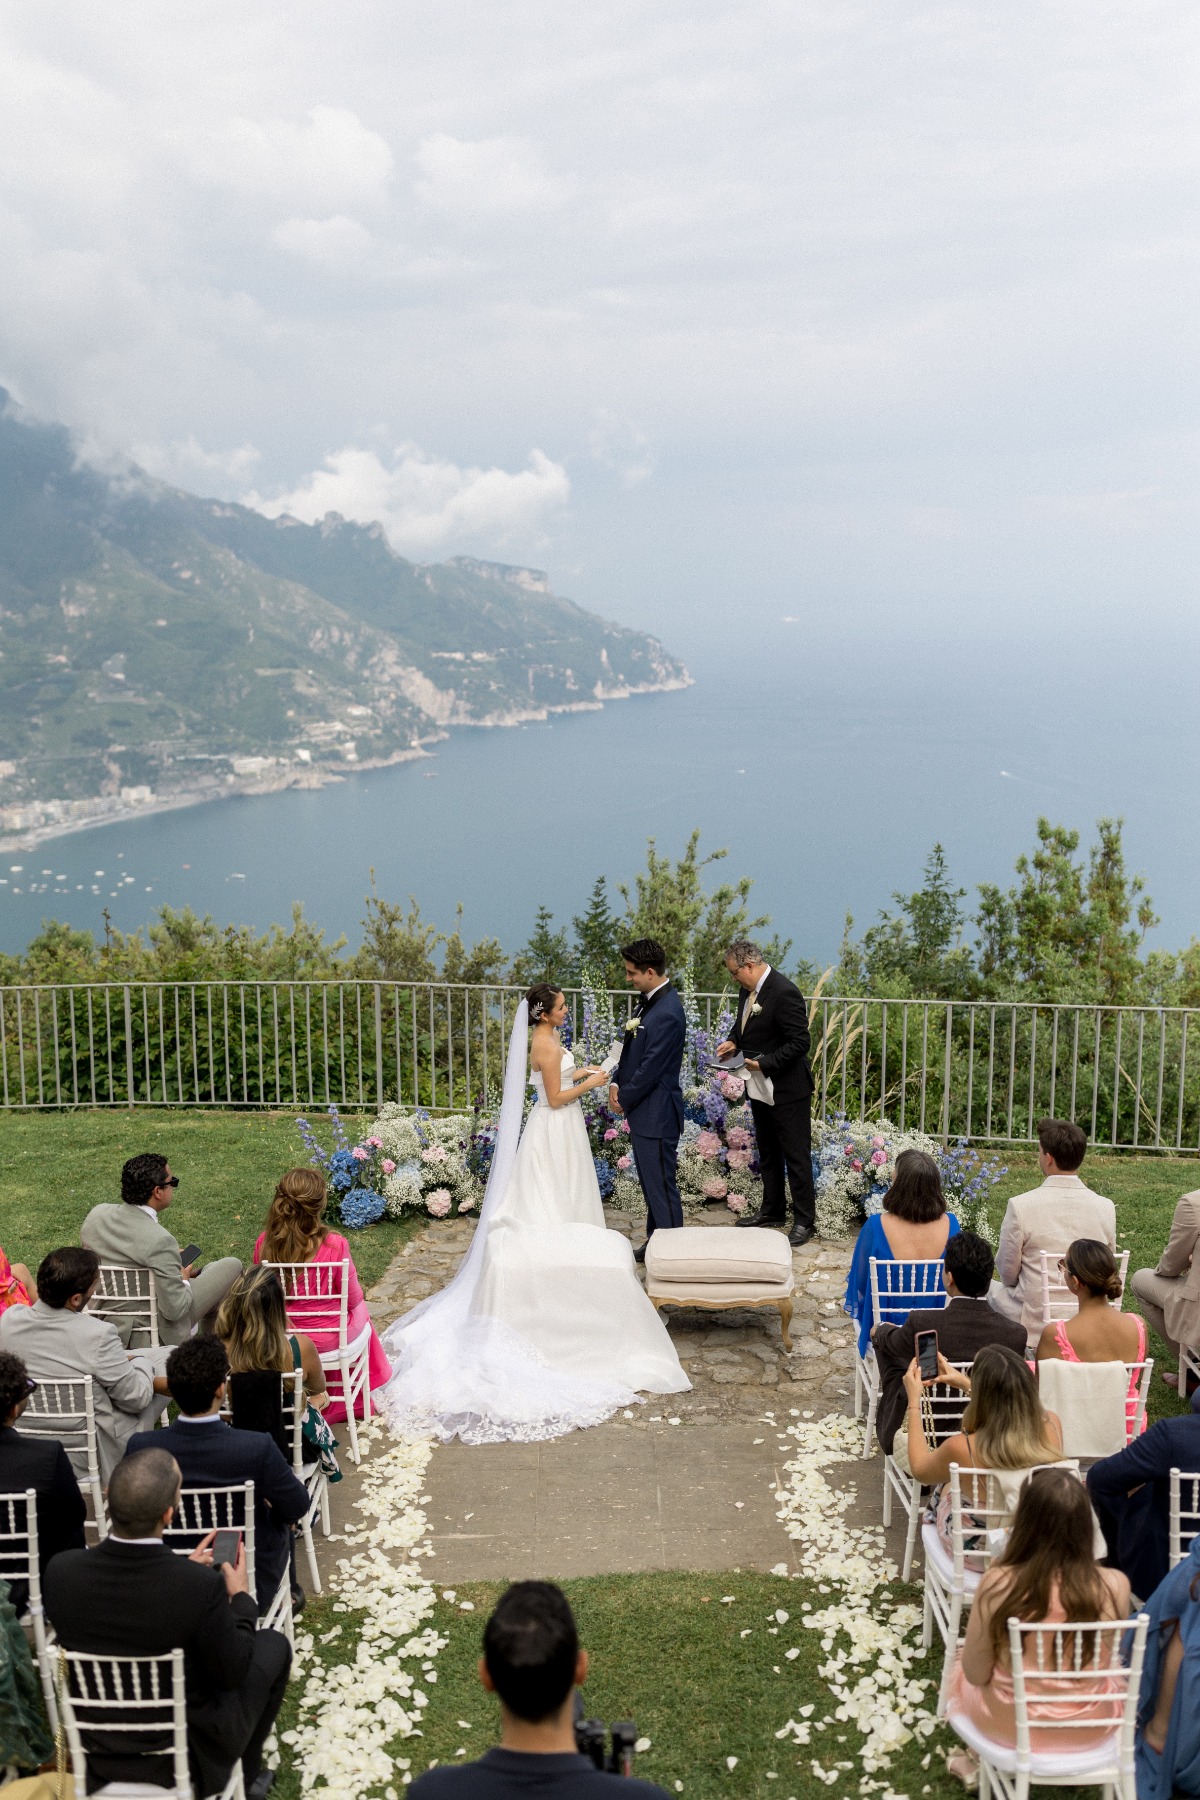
[1035,1239,1148,1438]
[254,1168,391,1422]
[945,1466,1131,1787]
[0,1249,33,1315]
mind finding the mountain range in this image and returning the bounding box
[0,392,688,843]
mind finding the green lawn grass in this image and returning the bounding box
[0,1108,421,1286]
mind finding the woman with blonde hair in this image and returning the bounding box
[254,1168,391,1422]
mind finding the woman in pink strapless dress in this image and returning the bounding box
[1034,1238,1148,1438]
[254,1168,392,1423]
[945,1467,1131,1787]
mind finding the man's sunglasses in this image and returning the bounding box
[158,1176,180,1189]
[24,1378,37,1396]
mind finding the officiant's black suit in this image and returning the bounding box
[730,969,816,1233]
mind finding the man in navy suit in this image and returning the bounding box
[126,1334,309,1615]
[610,938,686,1264]
[1087,1409,1200,1600]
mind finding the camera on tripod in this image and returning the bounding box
[574,1695,639,1775]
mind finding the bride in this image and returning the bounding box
[378,983,690,1443]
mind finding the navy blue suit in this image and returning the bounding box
[1087,1413,1200,1600]
[614,983,685,1236]
[126,1416,309,1612]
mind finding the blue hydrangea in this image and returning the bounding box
[593,1156,615,1199]
[327,1148,358,1193]
[340,1188,386,1229]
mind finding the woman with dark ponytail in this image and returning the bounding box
[1036,1238,1147,1435]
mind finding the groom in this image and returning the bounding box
[609,937,685,1265]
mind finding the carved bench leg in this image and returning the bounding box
[777,1296,793,1351]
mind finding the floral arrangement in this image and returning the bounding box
[367,1103,485,1218]
[294,1107,387,1230]
[811,1115,1005,1241]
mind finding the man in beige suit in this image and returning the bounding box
[81,1154,242,1348]
[989,1119,1116,1344]
[1131,1190,1200,1366]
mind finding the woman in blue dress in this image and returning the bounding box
[844,1149,960,1356]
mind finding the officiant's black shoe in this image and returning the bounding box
[633,1241,648,1264]
[735,1209,787,1230]
[788,1223,815,1249]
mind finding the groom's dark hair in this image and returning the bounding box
[620,937,666,974]
[484,1581,579,1720]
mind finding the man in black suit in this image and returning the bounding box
[717,941,816,1247]
[870,1232,1028,1459]
[126,1335,309,1614]
[0,1348,86,1609]
[44,1446,289,1799]
[1088,1412,1200,1601]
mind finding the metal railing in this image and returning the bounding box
[1,980,1199,1151]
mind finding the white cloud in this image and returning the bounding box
[272,214,372,266]
[133,435,262,490]
[414,133,571,216]
[588,408,656,485]
[180,105,393,212]
[249,444,570,555]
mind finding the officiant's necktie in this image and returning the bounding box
[741,988,756,1031]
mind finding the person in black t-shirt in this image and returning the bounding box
[409,1582,670,1799]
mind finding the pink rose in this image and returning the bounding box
[726,1147,753,1171]
[696,1130,722,1159]
[603,1129,618,1142]
[426,1188,452,1218]
[702,1175,729,1199]
[871,1135,886,1149]
[725,1193,748,1215]
[618,1118,630,1134]
[851,1158,863,1172]
[843,1144,856,1157]
[617,1154,632,1171]
[381,1158,396,1175]
[871,1149,886,1166]
[366,1136,383,1148]
[351,1146,369,1161]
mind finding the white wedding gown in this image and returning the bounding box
[379,1013,690,1445]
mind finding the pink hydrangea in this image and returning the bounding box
[726,1147,753,1171]
[603,1128,618,1142]
[718,1073,746,1099]
[617,1154,632,1171]
[725,1193,749,1215]
[366,1136,383,1148]
[457,1193,477,1213]
[871,1134,886,1149]
[871,1149,887,1166]
[421,1145,448,1164]
[618,1118,631,1134]
[351,1146,369,1161]
[701,1175,729,1199]
[696,1130,723,1159]
[726,1125,753,1151]
[381,1158,396,1175]
[426,1188,452,1217]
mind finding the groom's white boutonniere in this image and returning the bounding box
[624,1016,642,1035]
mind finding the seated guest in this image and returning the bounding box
[0,1248,33,1315]
[904,1344,1065,1549]
[254,1169,391,1422]
[0,1349,86,1609]
[844,1151,960,1357]
[81,1152,243,1346]
[944,1467,1130,1788]
[1035,1238,1147,1437]
[1133,1534,1200,1800]
[409,1579,671,1798]
[0,1247,169,1479]
[1129,1186,1200,1387]
[1087,1402,1200,1601]
[872,1231,1028,1461]
[217,1266,340,1483]
[44,1447,289,1800]
[126,1334,309,1614]
[989,1119,1116,1341]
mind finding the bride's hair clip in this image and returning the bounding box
[529,1001,544,1021]
[525,982,562,1025]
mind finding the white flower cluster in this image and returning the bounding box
[813,1119,945,1240]
[771,1408,938,1776]
[280,1424,443,1795]
[371,1104,482,1218]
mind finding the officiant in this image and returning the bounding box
[716,941,816,1248]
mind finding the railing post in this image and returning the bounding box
[123,986,135,1108]
[941,1003,953,1143]
[374,984,385,1109]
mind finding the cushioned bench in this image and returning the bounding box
[643,1225,794,1348]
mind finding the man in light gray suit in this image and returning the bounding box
[80,1154,243,1348]
[0,1248,171,1478]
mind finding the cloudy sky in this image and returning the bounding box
[1,0,1196,648]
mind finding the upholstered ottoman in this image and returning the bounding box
[644,1226,794,1348]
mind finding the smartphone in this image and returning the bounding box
[211,1529,241,1569]
[179,1245,202,1267]
[915,1329,939,1382]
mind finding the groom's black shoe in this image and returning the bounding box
[788,1223,815,1249]
[633,1241,648,1264]
[735,1209,787,1230]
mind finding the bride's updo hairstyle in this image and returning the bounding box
[261,1166,329,1266]
[526,983,563,1025]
